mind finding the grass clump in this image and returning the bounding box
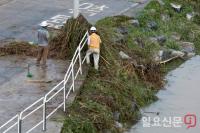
[133,0,200,53]
[166,41,180,50]
[62,116,96,133]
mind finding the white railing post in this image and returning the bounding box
[63,83,66,112]
[18,114,22,133]
[71,61,75,92]
[43,98,47,131]
[17,115,21,133]
[78,46,83,75]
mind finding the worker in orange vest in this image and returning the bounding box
[86,26,102,70]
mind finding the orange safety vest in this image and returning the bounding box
[89,33,101,49]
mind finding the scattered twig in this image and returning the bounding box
[159,56,180,64]
[100,55,111,65]
[26,79,52,83]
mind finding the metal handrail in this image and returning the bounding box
[19,97,45,133]
[0,115,19,133]
[0,31,88,133]
[21,98,44,120]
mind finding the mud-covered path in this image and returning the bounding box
[0,56,87,133]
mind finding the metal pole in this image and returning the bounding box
[63,84,66,112]
[78,46,83,75]
[42,100,46,131]
[73,0,79,18]
[18,116,22,133]
[71,61,75,92]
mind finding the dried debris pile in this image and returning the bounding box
[0,14,91,59]
[49,14,91,59]
[0,41,37,56]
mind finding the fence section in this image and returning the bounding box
[0,31,88,133]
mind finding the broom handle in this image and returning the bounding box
[28,64,30,74]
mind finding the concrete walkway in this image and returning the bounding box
[0,56,87,133]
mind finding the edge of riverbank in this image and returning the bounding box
[61,0,200,133]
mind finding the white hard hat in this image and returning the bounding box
[90,26,97,31]
[40,21,48,27]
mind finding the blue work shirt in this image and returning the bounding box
[37,28,49,46]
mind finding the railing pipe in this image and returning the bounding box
[78,46,83,75]
[42,99,46,131]
[64,84,66,112]
[18,114,22,133]
[45,81,64,98]
[64,63,72,81]
[71,60,75,92]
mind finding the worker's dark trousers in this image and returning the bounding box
[37,46,49,65]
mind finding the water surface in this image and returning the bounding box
[128,56,200,133]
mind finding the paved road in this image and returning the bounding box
[0,0,148,42]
